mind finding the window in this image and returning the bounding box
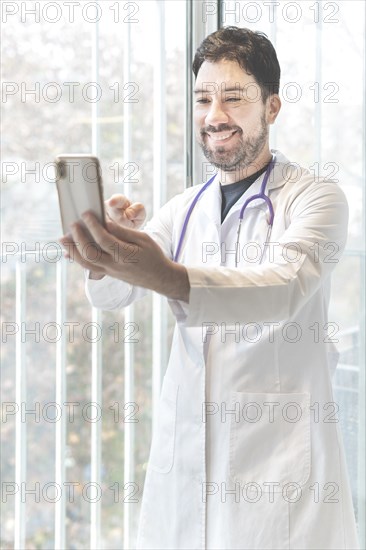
[1,1,187,548]
[218,0,365,544]
[1,1,364,548]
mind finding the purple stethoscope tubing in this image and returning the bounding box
[173,153,276,263]
[173,173,216,262]
[238,153,276,223]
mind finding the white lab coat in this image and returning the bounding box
[85,150,360,549]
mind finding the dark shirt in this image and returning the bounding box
[220,164,269,223]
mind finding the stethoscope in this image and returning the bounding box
[173,153,276,267]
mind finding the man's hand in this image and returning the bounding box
[105,194,146,229]
[59,211,190,303]
[89,194,146,279]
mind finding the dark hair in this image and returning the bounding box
[192,26,280,102]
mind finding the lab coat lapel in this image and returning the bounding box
[195,173,222,228]
[175,175,222,266]
[195,176,222,266]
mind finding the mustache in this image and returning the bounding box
[200,124,242,135]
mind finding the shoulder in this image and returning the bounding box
[274,150,347,207]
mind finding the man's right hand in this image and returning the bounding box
[105,194,146,229]
[89,194,146,279]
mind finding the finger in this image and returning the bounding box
[78,212,136,264]
[125,202,146,221]
[106,197,134,225]
[59,233,72,245]
[81,213,145,270]
[69,220,111,266]
[59,234,106,273]
[68,244,106,272]
[107,194,131,210]
[83,211,144,248]
[59,232,72,243]
[59,236,72,258]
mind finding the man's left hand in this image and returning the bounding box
[59,211,190,303]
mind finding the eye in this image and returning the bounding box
[225,96,241,102]
[196,97,210,104]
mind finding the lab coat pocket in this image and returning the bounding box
[229,391,311,492]
[148,377,179,474]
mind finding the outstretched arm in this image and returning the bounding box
[60,212,190,302]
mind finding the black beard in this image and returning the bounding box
[199,114,268,172]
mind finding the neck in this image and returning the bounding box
[219,147,273,185]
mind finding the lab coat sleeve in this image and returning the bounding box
[171,179,349,326]
[84,195,177,310]
[84,271,144,310]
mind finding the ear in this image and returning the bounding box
[266,94,281,124]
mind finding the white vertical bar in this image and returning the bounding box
[55,257,67,549]
[152,0,167,429]
[92,3,100,155]
[123,9,135,549]
[123,309,135,550]
[314,13,322,164]
[90,6,102,548]
[358,2,366,541]
[191,0,218,186]
[269,2,278,149]
[90,307,102,549]
[14,261,26,550]
[358,275,365,544]
[185,0,193,188]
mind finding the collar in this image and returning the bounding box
[195,149,293,226]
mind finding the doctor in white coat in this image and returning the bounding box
[60,27,360,550]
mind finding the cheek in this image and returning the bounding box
[238,108,265,129]
[194,110,205,131]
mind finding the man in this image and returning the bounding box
[60,27,359,550]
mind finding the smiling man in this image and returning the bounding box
[60,27,359,550]
[194,59,279,181]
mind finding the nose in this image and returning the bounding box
[205,99,229,127]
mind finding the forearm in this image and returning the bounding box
[153,261,190,303]
[85,259,189,309]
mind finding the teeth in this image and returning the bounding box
[209,133,233,141]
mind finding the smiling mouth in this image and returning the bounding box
[206,130,238,143]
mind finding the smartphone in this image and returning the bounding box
[55,154,105,235]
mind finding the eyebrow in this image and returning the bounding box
[193,87,245,94]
